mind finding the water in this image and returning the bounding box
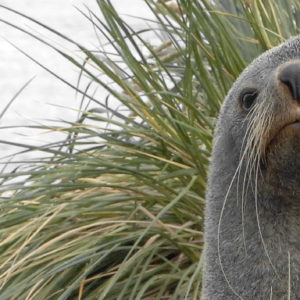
[0,0,154,163]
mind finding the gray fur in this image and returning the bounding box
[202,36,300,299]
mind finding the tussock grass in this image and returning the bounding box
[0,0,299,299]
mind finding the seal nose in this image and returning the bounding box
[279,63,300,102]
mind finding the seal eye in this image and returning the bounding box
[239,88,258,111]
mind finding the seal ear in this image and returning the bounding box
[239,87,259,111]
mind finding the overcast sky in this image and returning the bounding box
[0,1,154,160]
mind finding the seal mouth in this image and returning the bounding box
[282,120,300,130]
[265,119,300,156]
[273,119,300,136]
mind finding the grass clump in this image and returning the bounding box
[0,0,299,299]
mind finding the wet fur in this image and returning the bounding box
[203,36,300,299]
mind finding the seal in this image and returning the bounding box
[202,36,300,299]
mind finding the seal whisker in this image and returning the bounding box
[239,105,265,254]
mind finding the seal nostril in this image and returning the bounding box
[279,63,300,102]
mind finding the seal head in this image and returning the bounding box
[203,36,300,299]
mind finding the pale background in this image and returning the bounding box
[0,0,154,162]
